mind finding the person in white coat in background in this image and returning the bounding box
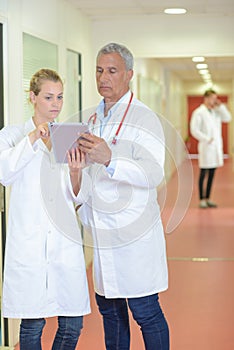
[76,43,169,350]
[0,69,90,350]
[190,89,232,208]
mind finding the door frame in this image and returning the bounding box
[0,21,9,346]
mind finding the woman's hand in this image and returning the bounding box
[67,147,86,171]
[67,147,86,196]
[29,123,50,145]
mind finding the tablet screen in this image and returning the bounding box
[48,122,89,163]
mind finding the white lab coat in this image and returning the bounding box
[0,118,90,318]
[77,91,168,298]
[190,104,232,168]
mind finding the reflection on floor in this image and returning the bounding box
[14,158,234,349]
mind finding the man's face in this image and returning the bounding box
[96,52,133,102]
[206,93,218,109]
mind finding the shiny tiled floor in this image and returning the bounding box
[15,158,234,349]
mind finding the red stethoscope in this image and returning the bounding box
[88,92,133,145]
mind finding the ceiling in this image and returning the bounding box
[67,0,234,19]
[155,56,234,83]
[66,0,234,84]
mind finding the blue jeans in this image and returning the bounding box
[96,293,169,350]
[20,316,83,350]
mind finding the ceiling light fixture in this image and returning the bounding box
[196,63,208,69]
[192,56,205,62]
[203,74,212,79]
[192,57,213,84]
[199,69,209,75]
[164,8,187,14]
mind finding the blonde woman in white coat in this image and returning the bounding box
[0,69,90,349]
[190,89,232,208]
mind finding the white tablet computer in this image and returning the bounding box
[48,122,89,163]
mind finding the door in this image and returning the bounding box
[187,95,229,154]
[66,49,82,120]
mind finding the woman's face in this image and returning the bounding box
[30,80,63,122]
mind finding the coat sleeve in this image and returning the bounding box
[0,126,38,186]
[106,111,165,189]
[65,168,92,205]
[190,111,210,143]
[216,104,232,122]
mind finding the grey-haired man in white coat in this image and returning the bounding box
[75,43,169,350]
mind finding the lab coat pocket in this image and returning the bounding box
[8,224,44,266]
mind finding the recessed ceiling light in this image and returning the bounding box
[164,8,187,14]
[192,56,205,62]
[203,74,211,79]
[199,69,209,75]
[196,63,208,69]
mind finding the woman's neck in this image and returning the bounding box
[32,115,47,126]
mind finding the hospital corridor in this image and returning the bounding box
[1,0,234,349]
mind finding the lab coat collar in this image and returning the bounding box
[96,90,132,121]
[94,91,132,141]
[24,117,51,152]
[24,117,36,135]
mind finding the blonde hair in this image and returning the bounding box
[29,68,63,96]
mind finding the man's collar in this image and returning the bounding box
[97,90,131,120]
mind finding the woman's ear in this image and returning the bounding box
[29,91,36,104]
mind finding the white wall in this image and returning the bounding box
[132,57,187,180]
[0,0,97,127]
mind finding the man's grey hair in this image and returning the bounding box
[97,43,134,71]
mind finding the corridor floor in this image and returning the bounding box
[15,158,234,350]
